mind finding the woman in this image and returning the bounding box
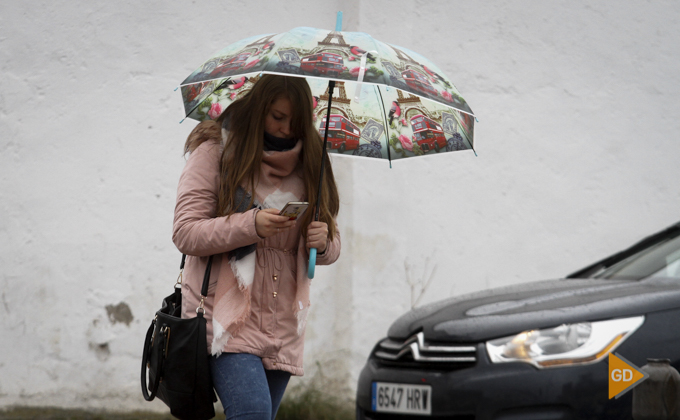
[173,75,341,420]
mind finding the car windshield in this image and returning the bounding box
[592,234,680,280]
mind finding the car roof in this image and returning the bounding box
[566,220,680,279]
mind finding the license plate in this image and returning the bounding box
[372,382,432,415]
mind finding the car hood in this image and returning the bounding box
[387,277,680,343]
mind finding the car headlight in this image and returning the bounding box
[486,316,644,368]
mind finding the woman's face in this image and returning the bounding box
[264,97,293,139]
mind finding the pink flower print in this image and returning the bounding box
[400,117,406,126]
[441,90,453,102]
[399,134,413,152]
[230,92,237,100]
[208,102,223,120]
[350,67,361,77]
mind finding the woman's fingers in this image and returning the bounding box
[255,208,296,238]
[306,221,328,251]
[254,210,329,248]
[261,208,295,225]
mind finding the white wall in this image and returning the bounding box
[1,0,679,411]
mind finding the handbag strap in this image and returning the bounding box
[175,254,213,312]
[197,255,213,314]
[141,321,162,401]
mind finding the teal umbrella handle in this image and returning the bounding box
[308,248,317,279]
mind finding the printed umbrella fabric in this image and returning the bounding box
[179,27,476,160]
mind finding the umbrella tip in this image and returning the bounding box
[336,11,343,31]
[174,86,179,92]
[179,118,185,124]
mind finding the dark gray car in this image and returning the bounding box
[356,221,680,420]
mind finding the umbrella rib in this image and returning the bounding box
[375,86,392,167]
[464,136,477,156]
[366,33,392,166]
[459,118,477,156]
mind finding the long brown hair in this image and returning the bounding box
[184,75,339,240]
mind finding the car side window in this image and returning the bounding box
[596,235,680,280]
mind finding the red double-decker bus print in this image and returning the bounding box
[319,114,361,153]
[301,53,345,77]
[401,69,438,98]
[410,114,447,153]
[212,53,252,76]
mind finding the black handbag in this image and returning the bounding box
[141,254,216,420]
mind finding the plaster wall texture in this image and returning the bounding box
[1,0,679,411]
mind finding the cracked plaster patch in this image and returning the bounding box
[105,302,133,326]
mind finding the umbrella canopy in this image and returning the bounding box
[179,27,476,160]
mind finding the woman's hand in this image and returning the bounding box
[255,208,296,238]
[306,221,328,253]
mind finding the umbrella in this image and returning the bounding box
[178,18,476,278]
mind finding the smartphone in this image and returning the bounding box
[279,201,309,220]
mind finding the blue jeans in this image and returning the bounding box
[210,353,291,420]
